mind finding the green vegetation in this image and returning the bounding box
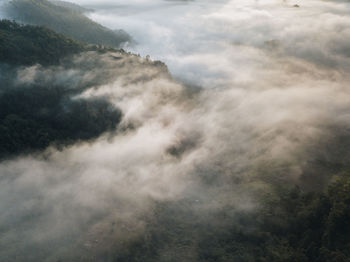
[5,0,131,48]
[110,172,350,262]
[51,0,93,13]
[0,19,85,65]
[0,85,122,159]
[0,20,122,159]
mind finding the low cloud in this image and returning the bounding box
[1,0,350,260]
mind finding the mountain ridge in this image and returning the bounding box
[4,0,132,48]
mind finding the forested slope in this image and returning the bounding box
[0,19,84,65]
[4,0,131,47]
[108,172,350,262]
[0,20,122,159]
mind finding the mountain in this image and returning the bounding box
[4,0,131,48]
[0,20,122,159]
[50,0,93,13]
[0,19,84,65]
[0,19,166,161]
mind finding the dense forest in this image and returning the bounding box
[4,0,131,47]
[0,1,350,262]
[0,20,122,159]
[0,19,85,65]
[111,174,350,262]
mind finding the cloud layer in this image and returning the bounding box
[1,0,350,260]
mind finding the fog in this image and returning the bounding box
[1,0,350,260]
[72,0,350,86]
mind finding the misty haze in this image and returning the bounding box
[0,0,350,261]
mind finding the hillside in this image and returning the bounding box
[0,19,167,161]
[4,0,131,48]
[50,0,93,13]
[0,20,122,159]
[110,174,350,262]
[0,19,85,65]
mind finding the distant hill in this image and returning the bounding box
[5,0,131,48]
[50,0,93,13]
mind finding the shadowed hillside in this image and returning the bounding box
[0,20,167,161]
[0,20,123,159]
[0,19,84,65]
[5,0,131,47]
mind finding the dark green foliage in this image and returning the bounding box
[109,173,350,262]
[51,0,93,13]
[0,20,122,159]
[0,19,84,65]
[0,84,122,159]
[6,0,131,47]
[255,174,350,261]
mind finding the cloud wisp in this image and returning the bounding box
[1,0,350,260]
